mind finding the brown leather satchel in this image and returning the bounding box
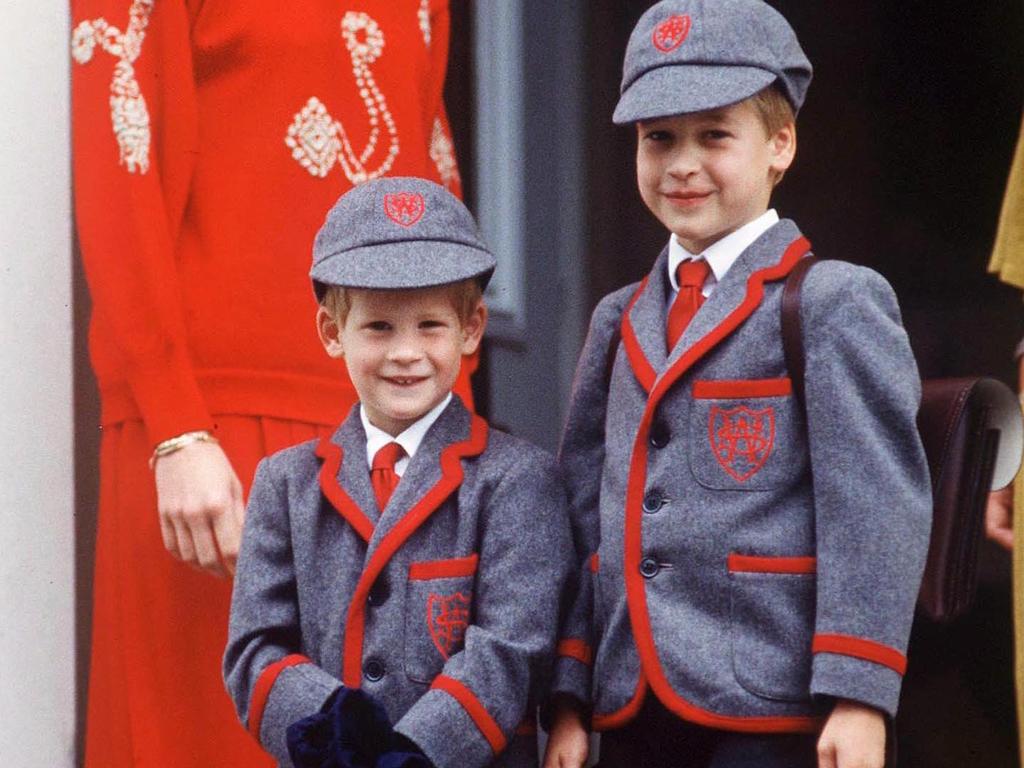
[782,256,1022,623]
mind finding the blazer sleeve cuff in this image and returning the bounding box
[250,659,341,765]
[539,644,593,730]
[394,680,504,768]
[810,640,905,717]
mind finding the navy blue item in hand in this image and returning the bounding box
[286,687,432,768]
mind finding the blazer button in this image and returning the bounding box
[642,490,664,514]
[640,558,660,578]
[363,659,386,682]
[367,578,390,607]
[649,421,670,448]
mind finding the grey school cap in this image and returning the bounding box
[613,0,812,125]
[311,177,495,295]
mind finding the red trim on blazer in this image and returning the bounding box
[557,639,593,666]
[812,634,907,676]
[342,416,489,687]
[247,654,311,740]
[592,672,648,731]
[620,277,657,394]
[619,235,822,733]
[408,553,480,580]
[589,553,600,573]
[315,438,375,543]
[431,674,507,754]
[692,378,793,399]
[728,553,817,575]
[515,718,538,736]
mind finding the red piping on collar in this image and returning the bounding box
[620,276,656,394]
[315,438,375,543]
[620,235,821,733]
[341,416,489,687]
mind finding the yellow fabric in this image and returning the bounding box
[989,119,1024,290]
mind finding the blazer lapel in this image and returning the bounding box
[665,220,807,372]
[315,407,380,543]
[623,246,671,383]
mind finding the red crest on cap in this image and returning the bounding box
[384,192,426,227]
[652,14,691,53]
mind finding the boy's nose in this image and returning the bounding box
[387,336,424,363]
[667,145,701,179]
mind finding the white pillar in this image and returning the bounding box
[0,1,76,765]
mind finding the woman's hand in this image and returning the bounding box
[154,440,245,577]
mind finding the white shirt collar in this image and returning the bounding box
[668,209,780,294]
[361,392,453,476]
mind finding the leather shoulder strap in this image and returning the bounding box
[781,255,819,405]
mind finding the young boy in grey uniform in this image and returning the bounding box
[542,2,932,767]
[224,177,573,768]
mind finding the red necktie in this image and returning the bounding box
[666,259,711,352]
[371,442,405,511]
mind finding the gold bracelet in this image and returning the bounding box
[149,430,219,469]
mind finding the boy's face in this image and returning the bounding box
[635,99,795,254]
[317,285,486,436]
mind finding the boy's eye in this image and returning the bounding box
[643,130,672,142]
[419,319,448,330]
[703,129,731,141]
[365,321,392,332]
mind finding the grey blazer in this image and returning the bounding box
[224,397,573,768]
[556,219,931,732]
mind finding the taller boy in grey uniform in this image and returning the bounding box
[224,177,572,768]
[543,2,932,768]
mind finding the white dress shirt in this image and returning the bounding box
[360,392,453,476]
[668,209,780,297]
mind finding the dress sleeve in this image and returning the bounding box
[423,0,462,197]
[72,0,211,445]
[801,262,932,717]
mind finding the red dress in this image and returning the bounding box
[71,1,467,764]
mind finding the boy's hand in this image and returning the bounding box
[154,440,244,577]
[542,697,589,768]
[816,699,886,768]
[986,486,1014,551]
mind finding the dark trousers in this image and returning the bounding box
[598,697,818,768]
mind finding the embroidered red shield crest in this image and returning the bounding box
[426,591,471,659]
[708,406,775,482]
[652,15,691,53]
[384,192,425,227]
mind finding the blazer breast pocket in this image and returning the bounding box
[688,378,807,491]
[403,553,478,684]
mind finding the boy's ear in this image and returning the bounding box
[316,306,345,358]
[459,301,487,356]
[768,122,797,180]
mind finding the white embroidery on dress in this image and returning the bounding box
[418,0,432,47]
[286,12,400,184]
[71,0,154,174]
[430,117,460,190]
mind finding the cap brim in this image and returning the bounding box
[613,64,777,125]
[310,240,496,291]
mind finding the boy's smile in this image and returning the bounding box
[318,285,485,436]
[636,100,795,254]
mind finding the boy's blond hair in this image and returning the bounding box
[321,278,484,326]
[749,84,795,137]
